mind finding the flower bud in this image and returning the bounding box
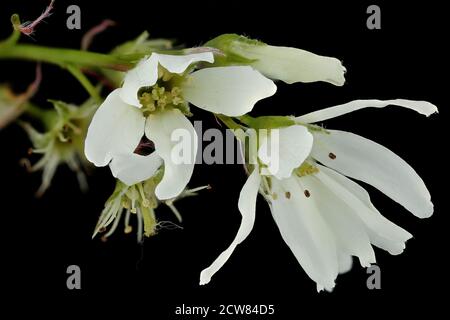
[206,34,346,86]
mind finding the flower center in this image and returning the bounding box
[138,66,188,116]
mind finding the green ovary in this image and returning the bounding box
[138,66,188,116]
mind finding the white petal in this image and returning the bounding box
[258,125,313,179]
[270,177,338,291]
[299,174,376,268]
[296,99,438,124]
[244,44,346,86]
[338,254,353,274]
[120,54,159,107]
[312,130,433,218]
[85,89,145,167]
[316,166,412,255]
[200,169,261,285]
[109,152,163,186]
[182,66,276,116]
[156,52,214,74]
[145,109,198,200]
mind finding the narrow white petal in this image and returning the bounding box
[312,130,433,218]
[200,169,261,285]
[270,177,338,291]
[156,52,214,74]
[85,89,145,167]
[258,125,313,179]
[300,174,376,268]
[296,99,438,124]
[246,45,346,86]
[145,109,198,200]
[109,152,163,186]
[120,54,159,107]
[316,165,413,255]
[182,66,276,116]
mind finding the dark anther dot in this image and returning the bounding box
[328,152,337,160]
[304,190,311,198]
[285,192,291,199]
[134,136,155,156]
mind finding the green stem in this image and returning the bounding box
[0,44,134,71]
[0,30,20,48]
[0,15,21,48]
[23,102,48,119]
[66,65,101,103]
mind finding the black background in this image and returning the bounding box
[0,0,447,317]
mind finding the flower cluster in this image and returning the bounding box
[0,1,437,291]
[82,33,436,291]
[200,99,436,291]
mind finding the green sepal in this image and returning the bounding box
[239,115,296,129]
[204,34,263,66]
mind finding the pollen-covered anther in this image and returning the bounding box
[121,200,130,209]
[157,95,167,109]
[171,87,181,96]
[140,83,186,114]
[295,162,319,177]
[137,184,150,207]
[139,92,156,112]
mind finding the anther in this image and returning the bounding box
[328,152,336,160]
[304,190,311,198]
[171,87,181,96]
[124,225,133,234]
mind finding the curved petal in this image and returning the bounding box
[120,54,159,107]
[156,52,214,74]
[85,89,145,167]
[316,165,413,255]
[182,66,276,116]
[200,169,261,285]
[299,174,376,268]
[258,125,313,179]
[246,45,346,86]
[109,152,163,186]
[296,99,438,124]
[145,108,198,200]
[312,130,433,218]
[270,177,338,292]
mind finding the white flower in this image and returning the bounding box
[21,99,97,196]
[200,99,437,291]
[206,34,346,86]
[85,51,276,200]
